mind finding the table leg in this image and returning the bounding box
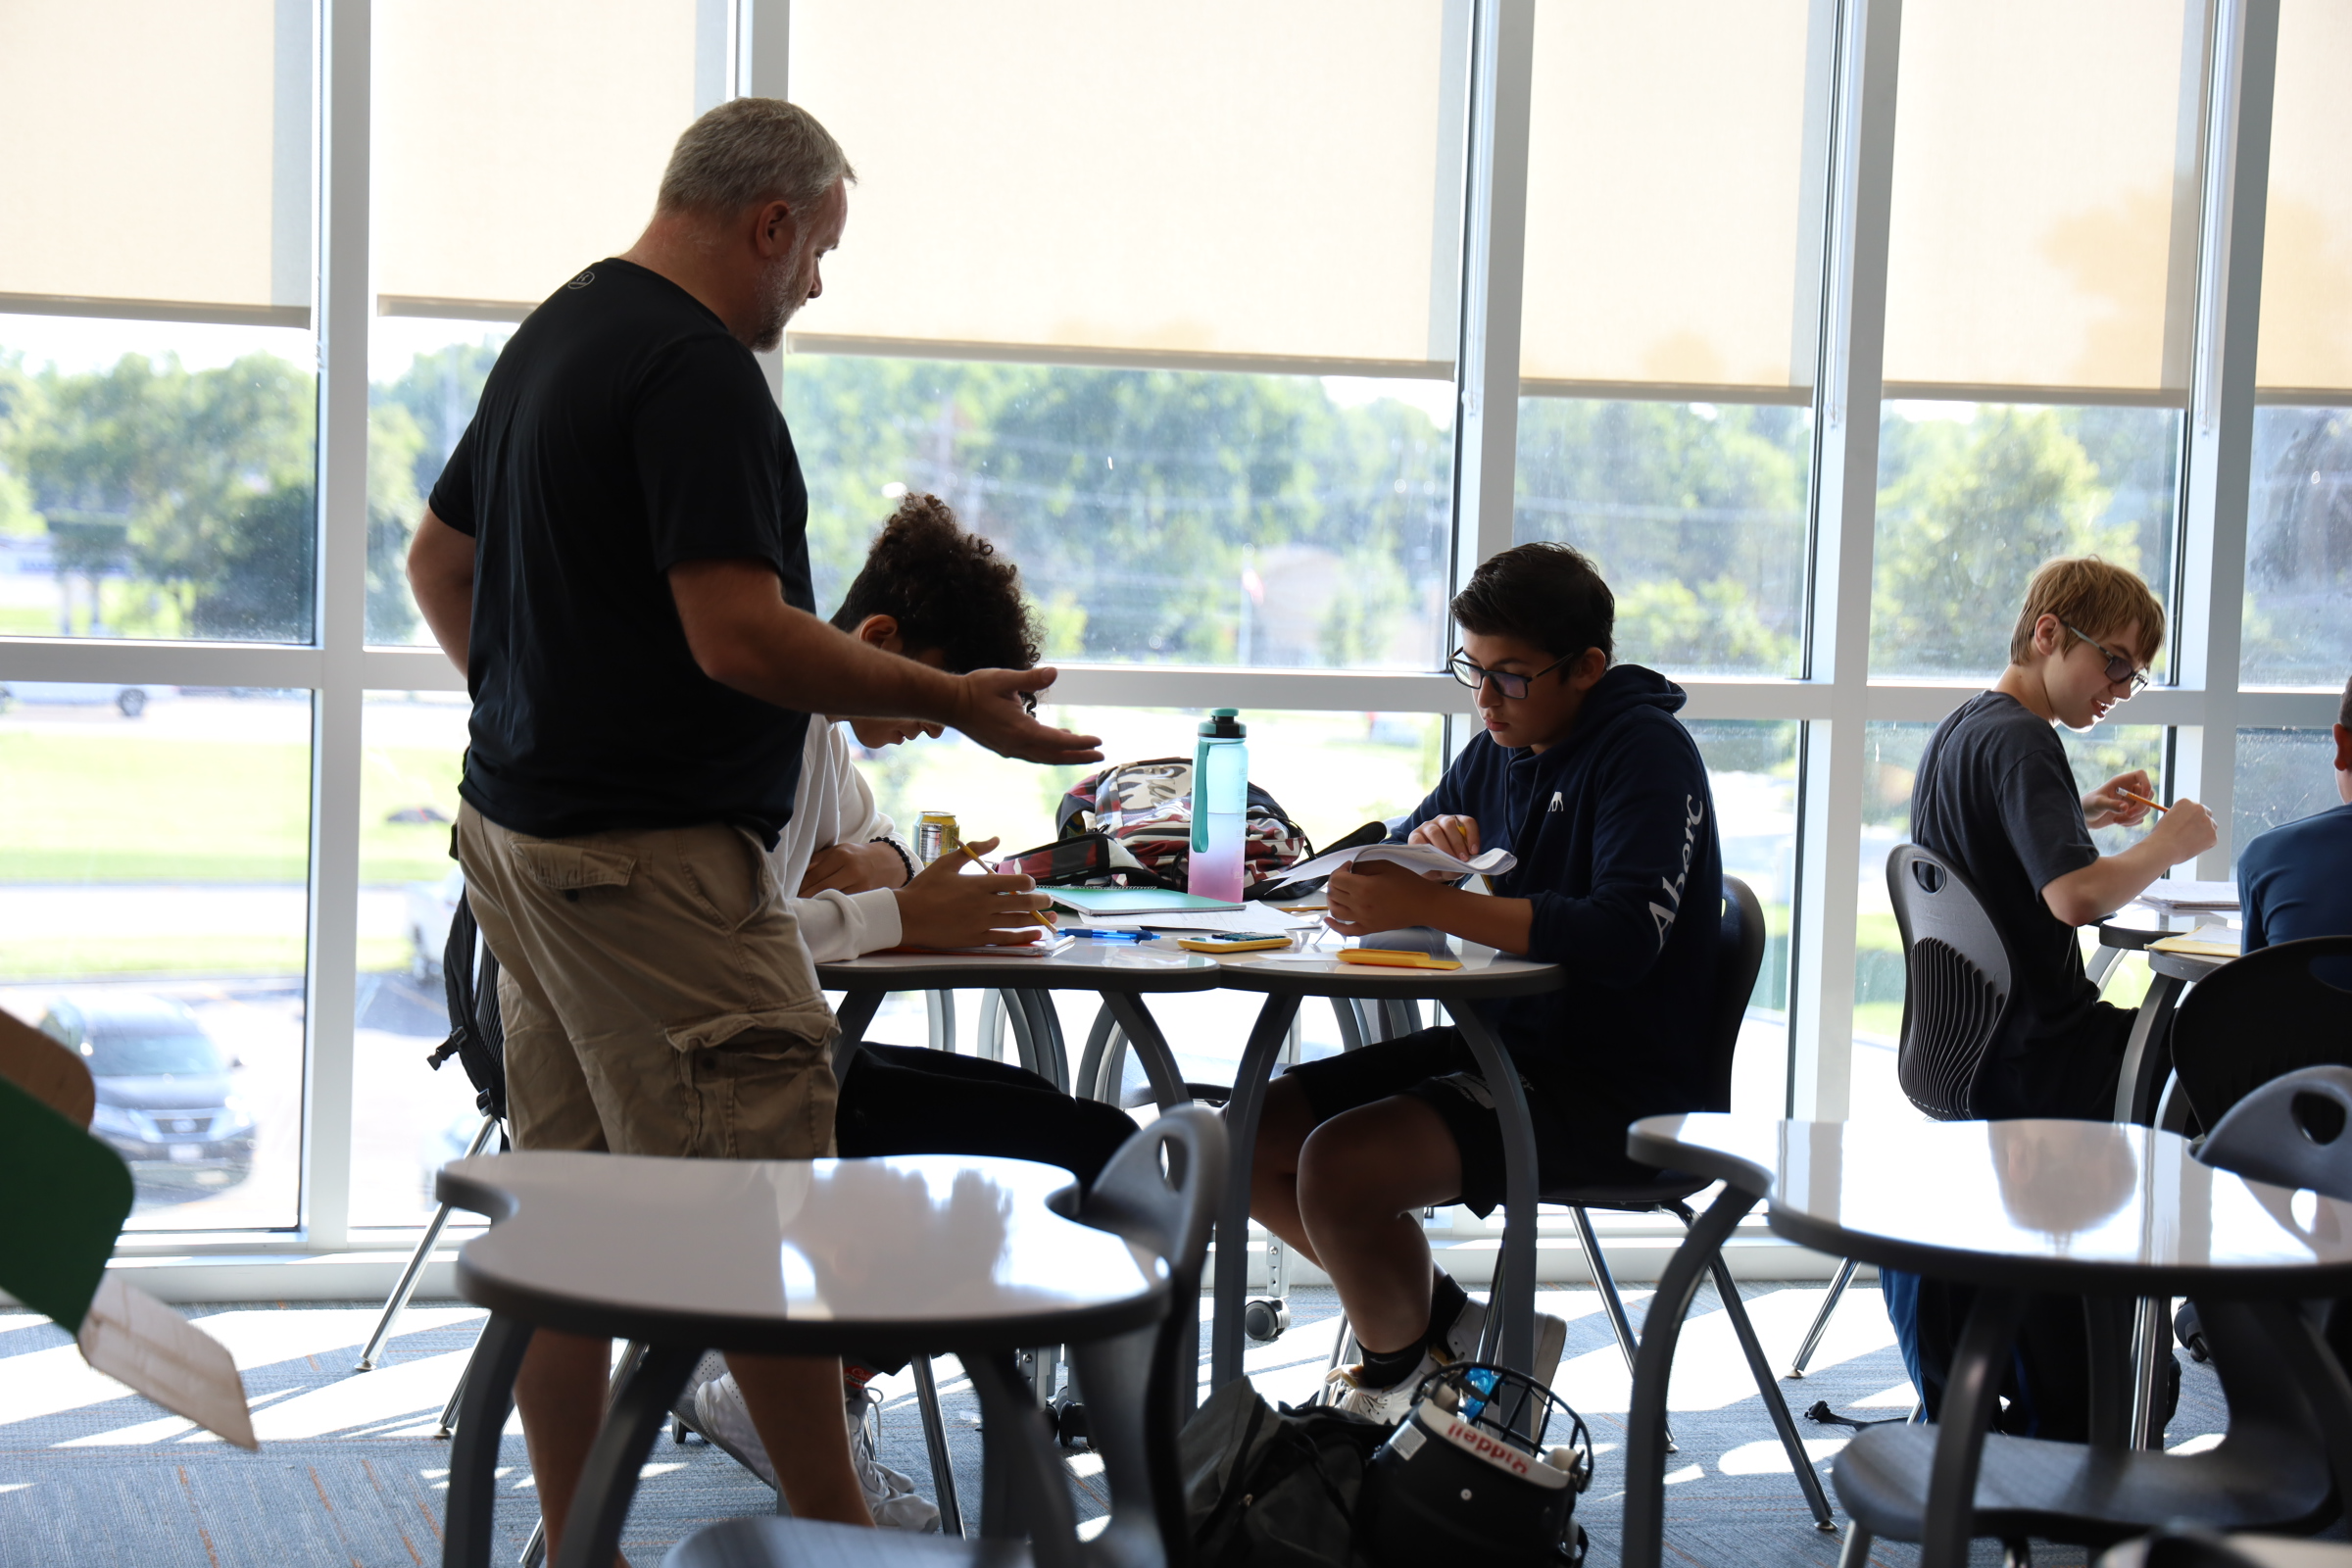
[965,1348,1084,1568]
[1017,989,1069,1092]
[1444,1001,1538,1378]
[2128,1293,2170,1448]
[550,1341,701,1568]
[1209,993,1303,1393]
[1100,991,1190,1111]
[909,1354,965,1539]
[831,988,883,1079]
[443,1312,534,1568]
[1920,1287,2026,1568]
[2112,970,2184,1125]
[1622,1183,1760,1568]
[1076,1003,1119,1102]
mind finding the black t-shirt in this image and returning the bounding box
[1909,691,2128,1117]
[430,259,813,847]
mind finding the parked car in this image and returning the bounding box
[406,865,466,981]
[0,681,175,717]
[37,995,255,1190]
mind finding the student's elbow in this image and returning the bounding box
[2039,873,2105,929]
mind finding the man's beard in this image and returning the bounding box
[748,244,811,353]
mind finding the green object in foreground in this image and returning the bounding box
[0,1076,134,1333]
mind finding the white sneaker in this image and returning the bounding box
[691,1374,942,1533]
[845,1381,943,1533]
[1440,1296,1569,1391]
[1323,1350,1440,1425]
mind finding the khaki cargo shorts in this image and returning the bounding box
[455,801,839,1159]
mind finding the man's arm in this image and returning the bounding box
[668,559,1100,766]
[2038,800,2217,925]
[407,509,476,672]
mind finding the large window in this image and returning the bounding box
[1,2,2344,1264]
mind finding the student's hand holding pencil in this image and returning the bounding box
[892,836,1057,949]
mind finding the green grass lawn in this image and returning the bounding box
[0,728,462,885]
[0,935,409,980]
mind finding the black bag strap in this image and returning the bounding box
[424,887,509,1126]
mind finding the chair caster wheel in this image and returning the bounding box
[1049,1391,1092,1451]
[1244,1297,1291,1345]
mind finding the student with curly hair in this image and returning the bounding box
[690,496,1137,1526]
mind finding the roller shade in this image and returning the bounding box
[1882,0,2205,398]
[0,0,310,324]
[2255,0,2352,395]
[783,0,1463,376]
[372,0,710,318]
[1517,0,1831,398]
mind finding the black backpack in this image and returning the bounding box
[423,884,510,1127]
[1179,1378,1391,1568]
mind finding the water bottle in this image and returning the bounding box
[1189,708,1249,903]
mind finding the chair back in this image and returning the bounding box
[1699,877,1769,1112]
[1069,1106,1226,1568]
[2196,1065,2352,1201]
[2170,936,2352,1132]
[1886,844,2014,1121]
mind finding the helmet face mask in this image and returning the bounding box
[1361,1362,1593,1568]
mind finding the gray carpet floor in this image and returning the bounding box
[0,1283,2282,1567]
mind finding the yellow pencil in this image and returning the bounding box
[2119,788,2169,815]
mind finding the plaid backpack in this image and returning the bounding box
[1054,757,1310,894]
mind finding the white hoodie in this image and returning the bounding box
[765,720,912,961]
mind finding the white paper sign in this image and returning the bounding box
[76,1276,258,1449]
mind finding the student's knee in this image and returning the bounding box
[1248,1076,1318,1176]
[1296,1098,1458,1225]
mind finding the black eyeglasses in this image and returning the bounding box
[1447,648,1573,700]
[2060,621,2152,694]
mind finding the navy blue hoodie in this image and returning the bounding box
[1395,663,1723,1120]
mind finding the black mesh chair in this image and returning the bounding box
[1495,875,1836,1531]
[2167,937,2352,1133]
[662,1107,1226,1568]
[1786,846,2016,1381]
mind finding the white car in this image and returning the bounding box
[0,681,175,717]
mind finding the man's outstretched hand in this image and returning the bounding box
[954,667,1103,765]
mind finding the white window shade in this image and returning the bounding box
[0,0,309,324]
[1517,0,1831,400]
[2255,0,2352,395]
[783,0,1463,376]
[1882,0,2205,400]
[373,0,709,318]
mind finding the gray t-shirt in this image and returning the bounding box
[1909,692,2129,1117]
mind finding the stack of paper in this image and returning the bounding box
[2136,879,2240,911]
[2147,923,2242,957]
[1278,842,1517,885]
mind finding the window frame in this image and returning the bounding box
[0,0,2338,1269]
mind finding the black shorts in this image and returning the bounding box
[1281,1026,1650,1217]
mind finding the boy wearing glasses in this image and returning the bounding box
[1247,541,1723,1418]
[1888,557,2215,1444]
[1908,555,2215,1121]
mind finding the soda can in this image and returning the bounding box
[915,810,960,865]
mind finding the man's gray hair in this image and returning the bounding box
[658,98,855,219]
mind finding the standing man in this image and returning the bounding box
[406,98,1099,1556]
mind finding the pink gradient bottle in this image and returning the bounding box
[1188,709,1249,903]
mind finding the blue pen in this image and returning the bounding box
[1066,927,1151,942]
